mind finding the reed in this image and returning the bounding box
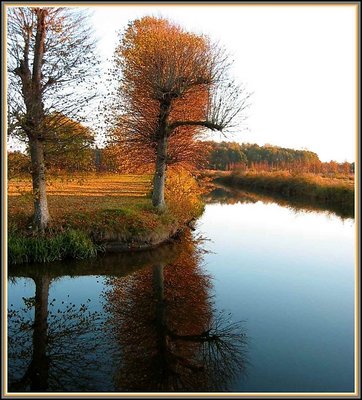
[214,171,354,212]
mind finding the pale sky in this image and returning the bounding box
[89,4,357,163]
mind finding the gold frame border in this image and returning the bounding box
[1,1,360,398]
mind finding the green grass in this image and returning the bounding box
[8,229,100,265]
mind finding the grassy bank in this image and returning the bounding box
[210,170,354,216]
[8,171,204,264]
[8,229,99,264]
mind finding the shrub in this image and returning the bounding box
[165,166,205,223]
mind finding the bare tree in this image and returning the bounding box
[7,7,99,231]
[110,17,251,211]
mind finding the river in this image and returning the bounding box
[7,186,355,393]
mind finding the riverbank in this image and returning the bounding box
[207,170,354,217]
[8,171,204,264]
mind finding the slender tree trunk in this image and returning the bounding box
[29,137,50,232]
[152,136,168,210]
[15,9,50,232]
[95,147,102,172]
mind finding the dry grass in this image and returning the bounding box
[8,171,205,264]
[8,173,152,197]
[8,173,153,228]
[240,170,355,189]
[205,169,354,188]
[210,170,354,216]
[8,171,203,238]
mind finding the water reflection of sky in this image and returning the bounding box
[198,200,355,392]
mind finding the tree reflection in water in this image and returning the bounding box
[104,234,248,392]
[8,233,247,392]
[8,274,108,392]
[204,184,354,220]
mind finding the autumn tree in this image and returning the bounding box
[111,17,249,210]
[7,7,99,231]
[9,115,95,176]
[41,114,95,172]
[8,151,31,177]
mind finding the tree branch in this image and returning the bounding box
[168,120,223,134]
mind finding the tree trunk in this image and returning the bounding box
[10,275,51,391]
[153,263,165,328]
[16,8,50,232]
[152,263,172,388]
[29,137,50,232]
[30,275,51,391]
[152,136,168,211]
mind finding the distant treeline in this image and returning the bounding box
[8,141,354,177]
[8,145,156,176]
[8,148,96,176]
[205,142,354,175]
[8,147,116,176]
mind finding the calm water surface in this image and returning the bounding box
[8,188,355,393]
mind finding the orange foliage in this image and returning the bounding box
[104,237,210,389]
[165,166,206,223]
[103,234,246,391]
[110,17,214,170]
